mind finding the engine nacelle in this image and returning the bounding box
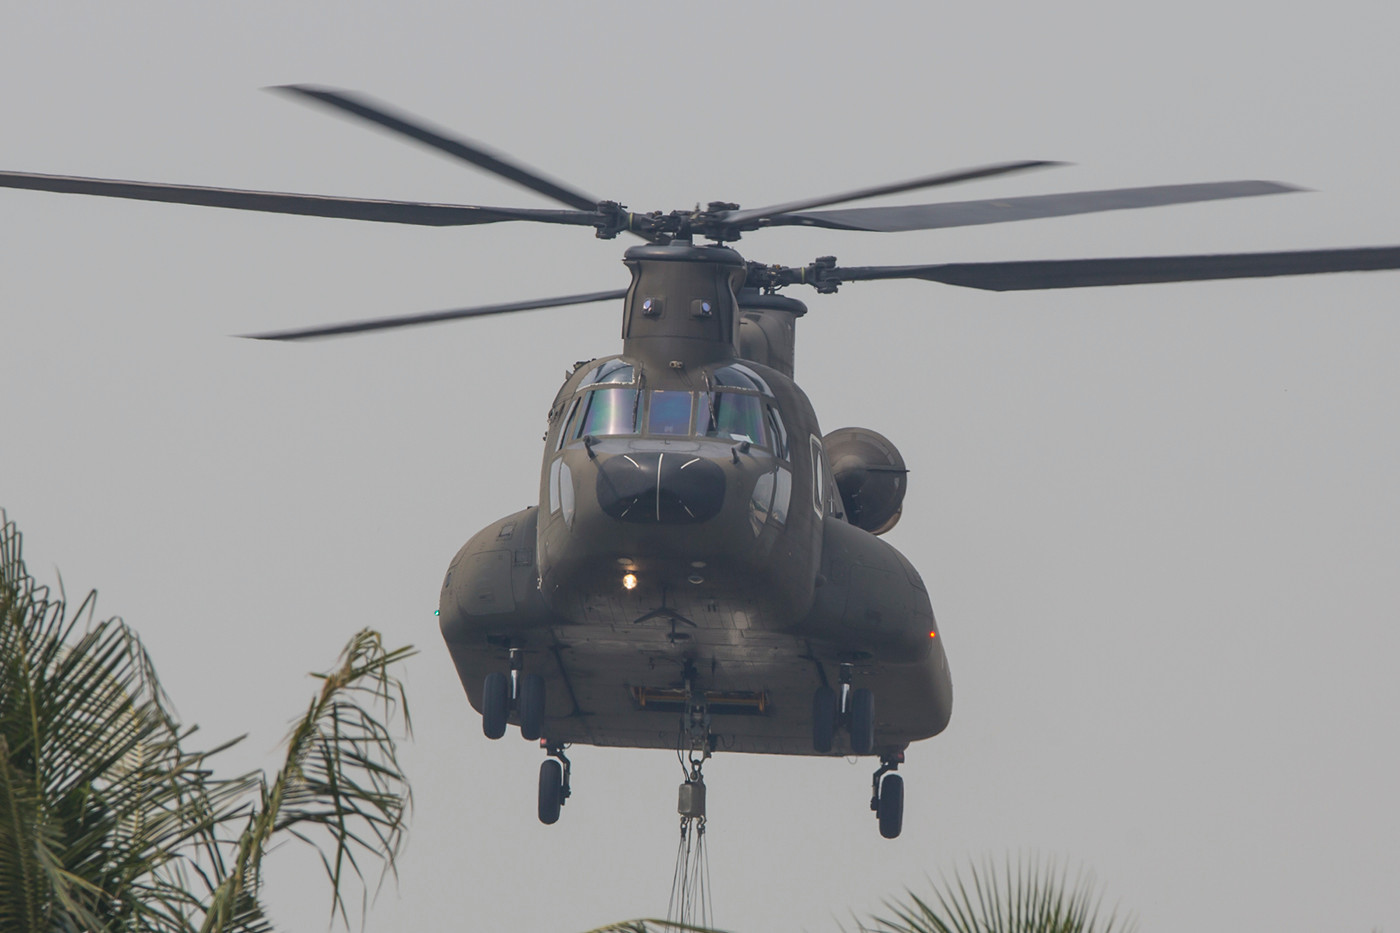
[823,427,907,536]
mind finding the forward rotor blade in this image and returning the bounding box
[722,161,1063,226]
[773,180,1300,232]
[240,288,628,340]
[0,170,604,227]
[831,246,1400,291]
[272,84,601,212]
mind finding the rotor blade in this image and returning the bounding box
[240,288,628,340]
[831,246,1400,291]
[721,161,1063,226]
[772,180,1301,232]
[271,84,601,212]
[0,170,604,227]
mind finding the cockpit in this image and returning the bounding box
[558,360,789,458]
[549,359,797,531]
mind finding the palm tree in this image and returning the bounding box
[857,856,1134,933]
[0,510,413,933]
[586,857,1131,933]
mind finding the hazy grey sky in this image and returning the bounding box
[3,4,1397,931]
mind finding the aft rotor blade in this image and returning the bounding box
[272,84,601,212]
[240,288,628,340]
[773,180,1301,232]
[832,246,1400,290]
[0,170,604,227]
[722,161,1063,226]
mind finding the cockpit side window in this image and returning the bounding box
[699,392,768,447]
[555,397,581,451]
[810,436,826,516]
[765,405,788,459]
[574,387,640,438]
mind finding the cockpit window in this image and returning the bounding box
[711,363,771,396]
[582,358,636,386]
[647,390,693,435]
[574,387,640,438]
[765,405,789,459]
[566,385,787,453]
[699,392,768,447]
[554,397,580,451]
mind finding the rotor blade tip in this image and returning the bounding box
[266,83,341,98]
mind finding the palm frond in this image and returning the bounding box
[4,511,416,933]
[2,513,262,932]
[859,855,1135,933]
[581,920,729,933]
[202,629,415,932]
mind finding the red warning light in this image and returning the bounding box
[928,630,937,638]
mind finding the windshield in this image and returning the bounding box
[574,387,640,438]
[566,387,787,456]
[699,392,768,447]
[647,390,693,435]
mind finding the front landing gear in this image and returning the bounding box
[480,648,547,741]
[538,743,572,825]
[481,671,509,739]
[871,751,905,838]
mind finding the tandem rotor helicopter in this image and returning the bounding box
[6,87,1399,840]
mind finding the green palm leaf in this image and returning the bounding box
[2,511,413,932]
[858,856,1134,933]
[201,630,414,932]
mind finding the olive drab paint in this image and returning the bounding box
[437,242,954,758]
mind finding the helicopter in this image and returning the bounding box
[4,87,1399,840]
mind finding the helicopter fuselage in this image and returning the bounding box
[438,243,953,757]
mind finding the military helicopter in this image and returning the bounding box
[5,87,1399,840]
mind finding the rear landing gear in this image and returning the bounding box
[871,751,905,839]
[538,743,572,824]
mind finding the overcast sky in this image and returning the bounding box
[3,4,1398,931]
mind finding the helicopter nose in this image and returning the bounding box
[596,451,726,523]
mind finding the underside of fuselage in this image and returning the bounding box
[439,506,952,757]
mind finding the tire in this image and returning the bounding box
[481,671,509,740]
[849,687,875,755]
[519,673,546,741]
[538,758,563,825]
[812,684,837,753]
[877,772,904,839]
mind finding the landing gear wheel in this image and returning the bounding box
[481,671,509,740]
[877,772,904,839]
[812,684,837,753]
[538,758,563,825]
[849,687,875,755]
[519,673,546,741]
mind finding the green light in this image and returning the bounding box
[434,609,440,616]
